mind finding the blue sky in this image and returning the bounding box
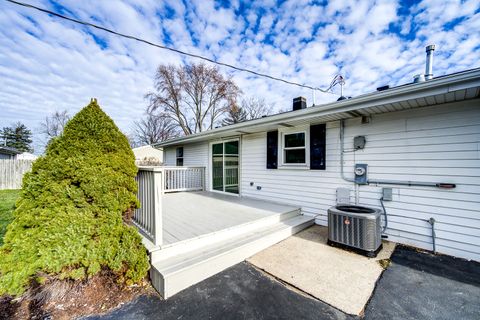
[1,0,479,153]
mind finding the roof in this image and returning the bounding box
[132,145,160,151]
[0,146,21,155]
[155,68,480,148]
[16,152,38,160]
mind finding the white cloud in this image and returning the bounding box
[0,0,479,153]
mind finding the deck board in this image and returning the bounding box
[162,191,299,245]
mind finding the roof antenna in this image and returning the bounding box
[339,76,345,97]
[336,75,347,101]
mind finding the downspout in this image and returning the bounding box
[339,120,354,183]
[428,218,436,254]
[339,120,357,204]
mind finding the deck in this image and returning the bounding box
[162,191,299,245]
[132,166,314,298]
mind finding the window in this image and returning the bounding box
[275,125,325,169]
[283,132,306,164]
[176,147,183,166]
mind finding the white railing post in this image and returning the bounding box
[162,169,166,195]
[152,169,163,246]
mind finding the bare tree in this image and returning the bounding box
[222,104,247,126]
[222,96,274,126]
[241,96,273,120]
[132,111,178,146]
[146,63,241,135]
[40,110,70,140]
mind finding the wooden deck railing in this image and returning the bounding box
[163,166,205,193]
[133,166,205,246]
[133,167,163,245]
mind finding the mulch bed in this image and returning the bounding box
[0,271,156,319]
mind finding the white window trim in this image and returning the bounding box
[279,126,310,168]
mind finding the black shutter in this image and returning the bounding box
[310,124,326,170]
[266,130,278,169]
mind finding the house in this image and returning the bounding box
[15,152,38,160]
[136,66,480,299]
[0,146,21,159]
[0,146,37,160]
[132,145,164,165]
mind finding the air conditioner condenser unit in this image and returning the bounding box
[327,205,383,257]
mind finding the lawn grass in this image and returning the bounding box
[0,189,20,246]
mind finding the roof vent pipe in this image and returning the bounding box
[413,74,425,83]
[425,44,435,80]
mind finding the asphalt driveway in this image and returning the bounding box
[85,245,480,320]
[86,262,351,320]
[363,246,480,320]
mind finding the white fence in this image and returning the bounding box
[0,160,34,190]
[133,166,205,246]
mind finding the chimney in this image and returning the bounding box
[425,44,435,80]
[293,97,306,111]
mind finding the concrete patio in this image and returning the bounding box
[247,225,396,315]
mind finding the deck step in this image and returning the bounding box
[151,208,301,262]
[150,214,314,299]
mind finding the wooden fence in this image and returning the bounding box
[0,160,34,190]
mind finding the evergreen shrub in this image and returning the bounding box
[0,100,149,296]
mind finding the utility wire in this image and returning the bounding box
[5,0,340,95]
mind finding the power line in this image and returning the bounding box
[5,0,339,95]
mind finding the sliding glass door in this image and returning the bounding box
[212,143,224,192]
[212,140,239,194]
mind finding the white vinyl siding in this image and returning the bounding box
[164,142,210,191]
[240,100,480,262]
[164,148,176,166]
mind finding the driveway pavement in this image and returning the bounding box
[363,245,480,320]
[85,245,480,320]
[86,262,351,320]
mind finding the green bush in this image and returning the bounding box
[0,100,149,296]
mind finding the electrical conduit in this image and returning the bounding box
[340,119,447,248]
